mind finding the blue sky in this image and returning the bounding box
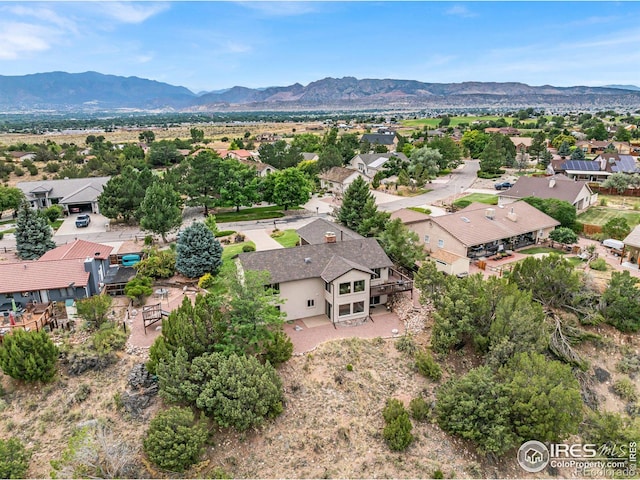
[1,1,639,93]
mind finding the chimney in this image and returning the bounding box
[325,232,336,243]
[548,178,556,188]
[507,207,518,222]
[485,208,495,220]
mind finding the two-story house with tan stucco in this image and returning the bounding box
[237,232,412,325]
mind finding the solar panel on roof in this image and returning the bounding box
[562,160,600,171]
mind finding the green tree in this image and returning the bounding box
[184,353,284,431]
[124,276,153,306]
[98,166,153,222]
[409,146,441,182]
[190,127,205,143]
[0,437,31,479]
[479,134,514,174]
[549,227,579,245]
[15,202,56,260]
[178,151,224,216]
[602,172,631,194]
[460,130,489,158]
[557,141,572,158]
[570,147,586,160]
[509,254,582,308]
[436,366,515,454]
[140,182,182,242]
[317,145,343,172]
[529,131,547,161]
[258,140,302,170]
[539,147,553,168]
[602,217,631,240]
[615,126,632,142]
[143,407,208,473]
[269,168,311,210]
[337,176,374,231]
[428,136,463,169]
[175,222,223,278]
[498,352,582,442]
[585,122,609,141]
[148,140,183,167]
[219,160,260,212]
[523,196,577,229]
[42,204,63,223]
[135,248,176,279]
[0,329,58,382]
[382,399,414,451]
[0,186,24,217]
[291,133,322,153]
[552,134,576,149]
[138,130,155,143]
[378,218,426,270]
[204,215,219,236]
[76,294,113,329]
[602,271,640,332]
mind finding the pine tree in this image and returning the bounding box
[337,176,374,231]
[15,202,56,260]
[175,222,222,278]
[139,181,182,242]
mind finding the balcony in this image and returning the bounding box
[370,268,414,296]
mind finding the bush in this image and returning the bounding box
[92,322,127,355]
[198,272,215,290]
[124,276,153,306]
[395,335,417,356]
[144,235,154,246]
[135,248,176,279]
[242,244,256,252]
[76,294,113,329]
[382,399,413,451]
[415,350,442,381]
[0,437,31,478]
[234,233,246,243]
[42,205,63,223]
[409,397,431,422]
[590,258,608,271]
[14,167,24,177]
[0,329,58,382]
[215,230,235,238]
[433,470,444,479]
[613,378,638,402]
[0,232,3,240]
[143,407,208,473]
[263,331,293,366]
[477,170,503,179]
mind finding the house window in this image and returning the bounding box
[370,296,381,305]
[325,282,331,293]
[339,304,351,316]
[325,300,332,318]
[339,282,351,295]
[438,239,444,248]
[353,280,365,293]
[307,299,315,308]
[265,283,280,294]
[424,235,430,244]
[353,301,365,314]
[372,268,381,278]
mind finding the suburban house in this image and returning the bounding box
[497,175,597,212]
[302,152,320,162]
[510,137,534,151]
[348,152,409,180]
[319,167,368,194]
[17,177,110,214]
[576,140,633,155]
[391,202,560,274]
[622,225,640,269]
[237,236,412,325]
[297,218,364,245]
[360,133,398,151]
[7,151,36,162]
[0,240,113,308]
[485,127,520,136]
[557,154,639,182]
[236,159,276,177]
[215,149,255,162]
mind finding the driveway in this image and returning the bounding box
[54,213,110,237]
[241,228,284,251]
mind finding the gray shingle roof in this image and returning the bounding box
[319,166,361,183]
[17,177,110,203]
[296,218,364,245]
[354,152,408,166]
[361,133,396,145]
[237,238,393,284]
[497,175,591,204]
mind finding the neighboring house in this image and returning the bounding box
[237,237,412,324]
[485,127,520,136]
[360,133,398,151]
[319,167,368,194]
[497,175,597,211]
[17,177,110,214]
[391,202,560,273]
[237,159,277,177]
[0,240,113,307]
[348,152,409,180]
[7,151,36,162]
[297,218,364,245]
[623,225,640,269]
[510,137,534,151]
[575,140,622,155]
[302,152,320,162]
[558,155,639,182]
[215,149,255,161]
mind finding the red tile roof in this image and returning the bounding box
[39,239,113,261]
[0,259,90,294]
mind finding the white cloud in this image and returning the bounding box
[223,41,252,54]
[0,22,53,59]
[444,5,476,18]
[4,5,79,33]
[99,2,170,24]
[235,1,316,17]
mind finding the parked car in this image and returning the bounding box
[75,214,91,228]
[494,182,514,190]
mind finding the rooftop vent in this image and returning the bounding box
[507,207,518,222]
[461,216,470,223]
[304,257,312,264]
[485,208,496,220]
[324,232,337,243]
[549,178,556,188]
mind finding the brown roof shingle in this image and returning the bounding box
[497,175,591,204]
[296,218,364,245]
[40,239,113,261]
[238,238,393,284]
[0,259,90,294]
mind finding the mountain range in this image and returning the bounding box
[2,71,640,112]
